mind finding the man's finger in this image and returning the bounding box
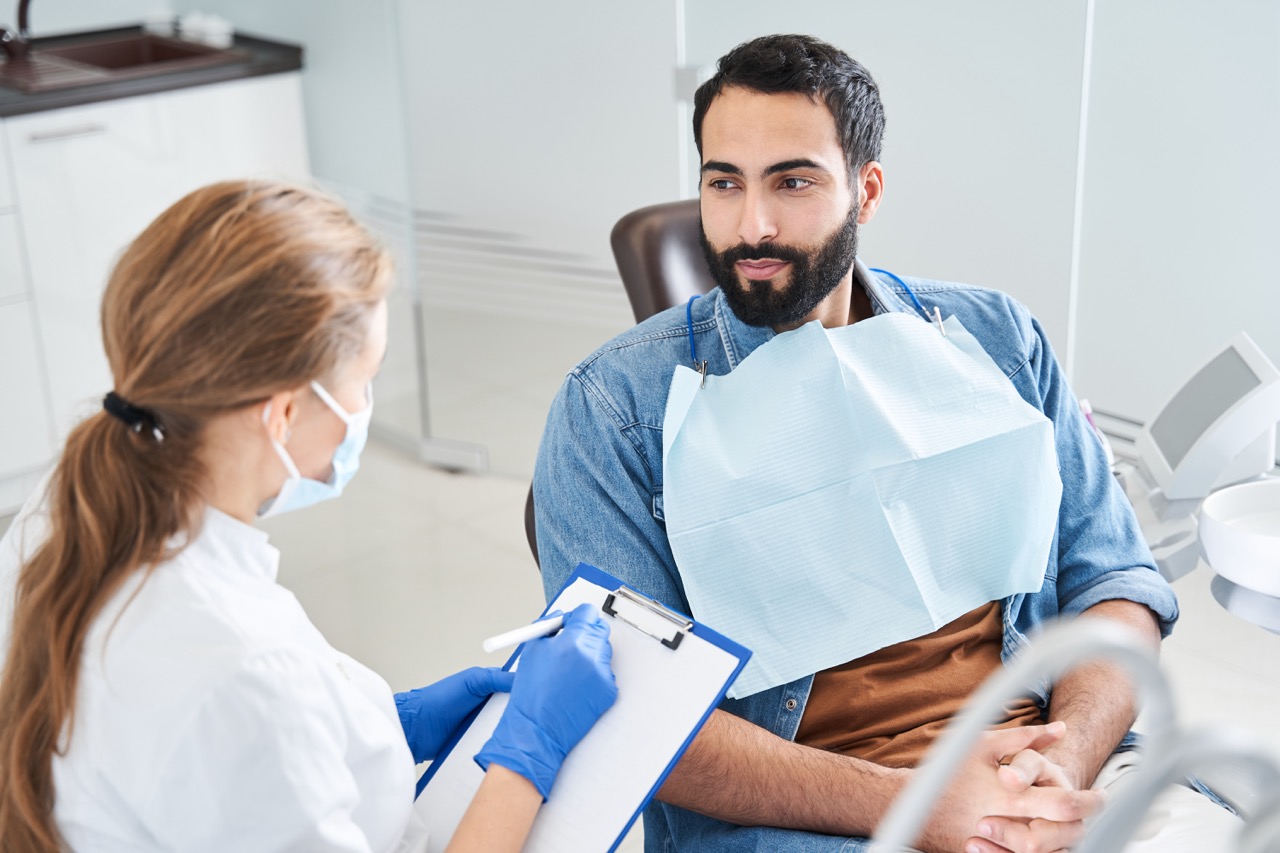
[998,749,1072,791]
[1003,785,1106,823]
[963,842,1069,853]
[971,814,1086,853]
[984,720,1067,764]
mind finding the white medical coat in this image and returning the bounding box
[0,491,431,852]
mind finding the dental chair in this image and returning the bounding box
[609,199,715,323]
[524,200,713,565]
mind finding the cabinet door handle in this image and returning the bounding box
[27,124,108,143]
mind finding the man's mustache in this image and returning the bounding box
[716,242,808,265]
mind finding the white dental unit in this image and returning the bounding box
[1113,332,1280,631]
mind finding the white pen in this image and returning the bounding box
[481,614,566,654]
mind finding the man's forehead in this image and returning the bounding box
[701,87,843,168]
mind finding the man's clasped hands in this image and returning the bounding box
[914,721,1106,853]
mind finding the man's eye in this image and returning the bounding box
[707,178,737,191]
[781,177,813,190]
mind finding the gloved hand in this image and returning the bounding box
[474,603,618,799]
[395,666,515,764]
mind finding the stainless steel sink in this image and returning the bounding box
[0,33,248,94]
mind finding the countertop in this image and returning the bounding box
[0,27,303,118]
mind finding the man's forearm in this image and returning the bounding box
[656,707,908,836]
[1040,598,1162,789]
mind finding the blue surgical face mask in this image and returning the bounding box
[258,381,373,518]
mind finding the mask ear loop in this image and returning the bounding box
[310,380,371,423]
[260,400,303,517]
[685,295,709,388]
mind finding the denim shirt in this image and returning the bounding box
[533,261,1180,851]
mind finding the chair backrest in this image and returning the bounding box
[525,199,715,567]
[610,199,716,323]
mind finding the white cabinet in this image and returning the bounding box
[5,96,170,439]
[0,213,26,302]
[0,72,310,511]
[0,302,53,480]
[158,74,310,190]
[0,124,12,208]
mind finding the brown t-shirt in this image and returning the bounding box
[794,602,1043,769]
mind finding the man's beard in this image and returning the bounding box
[698,206,860,328]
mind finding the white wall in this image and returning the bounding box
[391,1,686,473]
[684,0,1089,364]
[19,0,170,35]
[397,0,684,263]
[1074,0,1280,423]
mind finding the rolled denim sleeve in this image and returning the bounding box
[1024,313,1179,635]
[533,371,687,612]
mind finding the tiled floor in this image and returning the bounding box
[2,438,1276,847]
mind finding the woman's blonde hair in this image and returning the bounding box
[0,180,393,852]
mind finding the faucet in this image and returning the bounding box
[1,0,32,61]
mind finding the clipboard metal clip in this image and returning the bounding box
[602,587,694,651]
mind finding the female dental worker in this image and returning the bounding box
[0,181,617,853]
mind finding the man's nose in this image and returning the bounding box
[736,188,779,246]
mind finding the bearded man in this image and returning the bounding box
[531,33,1237,853]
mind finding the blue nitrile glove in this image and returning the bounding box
[474,603,618,799]
[395,666,515,764]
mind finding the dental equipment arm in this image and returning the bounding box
[870,619,1176,853]
[1239,787,1280,853]
[1074,726,1280,853]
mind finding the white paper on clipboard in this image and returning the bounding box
[412,564,748,852]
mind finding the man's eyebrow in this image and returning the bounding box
[764,158,829,177]
[701,160,742,175]
[700,158,832,177]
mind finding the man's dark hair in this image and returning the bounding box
[692,34,886,179]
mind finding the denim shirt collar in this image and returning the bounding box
[712,259,923,369]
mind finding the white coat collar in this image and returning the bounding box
[184,506,281,584]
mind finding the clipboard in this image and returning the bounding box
[412,562,750,852]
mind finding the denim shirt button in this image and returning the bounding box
[784,698,798,711]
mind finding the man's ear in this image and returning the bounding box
[855,161,885,225]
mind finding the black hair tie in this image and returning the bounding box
[103,391,165,442]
